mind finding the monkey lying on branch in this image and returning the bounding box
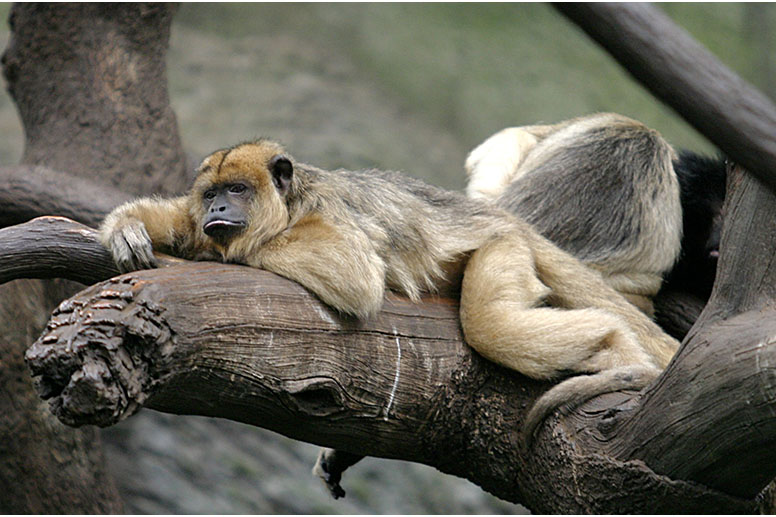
[100,131,681,498]
[466,112,726,338]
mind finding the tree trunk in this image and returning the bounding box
[0,3,187,512]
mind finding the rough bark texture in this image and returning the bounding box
[0,215,757,513]
[0,3,188,513]
[554,3,776,192]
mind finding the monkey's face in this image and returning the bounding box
[192,140,294,257]
[201,181,252,243]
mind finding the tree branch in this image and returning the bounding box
[4,216,758,512]
[0,165,131,229]
[554,3,776,192]
[0,217,182,285]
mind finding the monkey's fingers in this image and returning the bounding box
[111,223,158,273]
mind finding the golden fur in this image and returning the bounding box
[100,138,680,443]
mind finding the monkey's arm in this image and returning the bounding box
[255,215,386,319]
[99,196,191,272]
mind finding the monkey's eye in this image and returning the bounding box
[203,190,217,201]
[229,184,247,194]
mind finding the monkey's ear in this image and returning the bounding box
[269,155,293,193]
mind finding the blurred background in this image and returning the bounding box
[1,3,774,514]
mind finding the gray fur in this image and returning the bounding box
[495,115,680,273]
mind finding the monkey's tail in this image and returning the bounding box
[522,364,660,447]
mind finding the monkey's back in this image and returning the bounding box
[497,115,681,279]
[294,164,515,299]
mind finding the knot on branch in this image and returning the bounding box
[284,377,348,417]
[25,275,176,427]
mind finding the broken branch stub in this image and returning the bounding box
[25,275,180,427]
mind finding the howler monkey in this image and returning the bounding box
[101,137,681,497]
[466,113,726,339]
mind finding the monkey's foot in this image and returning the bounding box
[312,448,365,499]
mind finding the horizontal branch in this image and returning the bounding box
[555,3,776,192]
[0,217,182,285]
[0,165,132,229]
[7,216,757,512]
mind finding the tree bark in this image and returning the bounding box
[0,165,131,229]
[0,3,188,513]
[2,3,187,194]
[554,3,776,192]
[0,215,754,513]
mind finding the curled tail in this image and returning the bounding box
[523,365,660,446]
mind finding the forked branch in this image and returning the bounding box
[0,216,762,512]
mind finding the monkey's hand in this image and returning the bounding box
[101,218,159,273]
[312,448,347,499]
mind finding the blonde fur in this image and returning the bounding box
[463,113,683,439]
[100,137,680,443]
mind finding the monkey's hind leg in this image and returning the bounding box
[460,234,661,442]
[460,235,652,380]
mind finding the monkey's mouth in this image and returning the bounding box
[203,220,246,240]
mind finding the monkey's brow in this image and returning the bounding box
[215,147,235,173]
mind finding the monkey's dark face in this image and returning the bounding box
[193,140,296,255]
[202,182,252,243]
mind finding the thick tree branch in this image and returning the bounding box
[0,216,758,512]
[0,166,132,229]
[554,3,776,192]
[0,217,182,285]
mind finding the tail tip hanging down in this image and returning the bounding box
[522,364,660,448]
